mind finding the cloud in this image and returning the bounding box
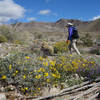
[38,9,51,15]
[92,15,100,20]
[0,0,26,24]
[27,17,37,21]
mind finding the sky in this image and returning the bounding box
[0,0,100,24]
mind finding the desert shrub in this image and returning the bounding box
[34,32,43,39]
[13,40,24,45]
[90,48,100,55]
[0,52,99,96]
[53,41,69,53]
[0,25,14,42]
[81,33,93,46]
[41,42,54,56]
[0,35,8,43]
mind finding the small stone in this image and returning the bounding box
[0,94,6,100]
[5,85,15,91]
[0,87,5,92]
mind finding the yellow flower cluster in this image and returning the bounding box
[2,75,6,79]
[1,53,97,96]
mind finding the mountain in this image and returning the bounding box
[14,18,100,33]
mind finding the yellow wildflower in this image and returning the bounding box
[25,87,28,90]
[72,61,78,67]
[15,70,18,74]
[57,74,60,78]
[23,75,26,79]
[38,68,45,72]
[35,75,41,79]
[49,60,56,66]
[34,94,37,96]
[2,75,6,79]
[38,88,40,90]
[51,73,57,78]
[41,68,45,72]
[82,64,85,67]
[44,73,48,77]
[63,65,67,69]
[43,61,48,66]
[25,56,30,59]
[83,59,87,62]
[38,56,43,61]
[69,54,72,57]
[9,64,12,70]
[78,60,81,63]
[47,79,50,82]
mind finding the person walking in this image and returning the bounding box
[66,23,81,55]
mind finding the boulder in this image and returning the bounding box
[0,94,6,100]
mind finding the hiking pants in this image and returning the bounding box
[68,39,81,55]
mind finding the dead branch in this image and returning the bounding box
[85,93,99,100]
[70,82,100,100]
[33,82,100,100]
[25,77,100,100]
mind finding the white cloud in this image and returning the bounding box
[0,0,26,24]
[27,17,36,21]
[92,15,100,20]
[39,9,51,15]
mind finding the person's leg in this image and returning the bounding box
[72,39,81,55]
[68,40,73,54]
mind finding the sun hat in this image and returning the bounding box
[67,22,73,26]
[65,22,74,27]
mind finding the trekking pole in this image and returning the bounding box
[64,27,68,44]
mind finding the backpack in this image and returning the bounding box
[72,27,79,39]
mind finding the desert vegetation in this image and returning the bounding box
[0,19,100,99]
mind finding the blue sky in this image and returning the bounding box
[0,0,100,24]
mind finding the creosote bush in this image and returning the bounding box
[0,35,8,43]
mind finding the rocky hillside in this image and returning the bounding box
[14,18,100,33]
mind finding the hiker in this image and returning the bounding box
[66,23,81,55]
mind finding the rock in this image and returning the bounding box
[0,87,5,92]
[0,94,6,100]
[5,85,16,91]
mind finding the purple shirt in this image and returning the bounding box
[68,26,75,40]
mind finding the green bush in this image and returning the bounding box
[53,41,69,53]
[0,25,13,42]
[81,33,93,47]
[0,35,8,43]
